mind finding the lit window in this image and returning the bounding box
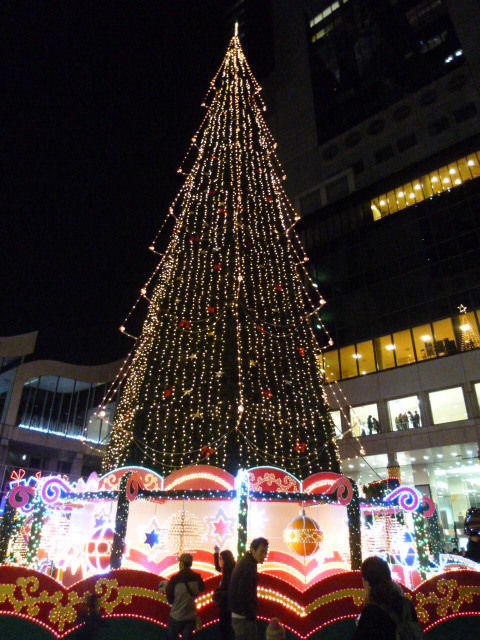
[371,150,480,221]
[374,335,396,370]
[340,345,358,379]
[432,318,457,356]
[330,410,342,434]
[350,403,380,437]
[355,340,376,375]
[429,387,468,424]
[323,350,340,382]
[393,330,414,366]
[387,396,421,431]
[474,384,480,412]
[412,324,435,360]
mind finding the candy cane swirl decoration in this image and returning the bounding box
[126,473,144,502]
[41,477,71,506]
[8,485,35,512]
[323,477,353,506]
[421,495,435,518]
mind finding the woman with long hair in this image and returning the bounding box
[213,546,236,640]
[353,556,423,639]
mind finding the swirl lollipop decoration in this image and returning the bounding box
[40,477,72,506]
[8,485,36,513]
[384,485,420,512]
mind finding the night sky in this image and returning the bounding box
[2,2,232,364]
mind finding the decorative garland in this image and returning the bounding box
[347,481,361,570]
[110,473,131,569]
[0,502,16,563]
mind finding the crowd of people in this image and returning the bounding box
[161,540,425,640]
[394,410,421,430]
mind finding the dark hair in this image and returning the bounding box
[361,556,396,608]
[179,553,193,568]
[250,537,269,551]
[220,549,236,572]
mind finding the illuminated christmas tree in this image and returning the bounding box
[102,28,339,478]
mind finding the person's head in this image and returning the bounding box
[361,556,394,605]
[179,553,193,570]
[268,617,282,629]
[250,537,269,564]
[219,549,236,572]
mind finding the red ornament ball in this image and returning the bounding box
[85,525,115,571]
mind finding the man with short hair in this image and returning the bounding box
[229,537,269,640]
[165,553,205,640]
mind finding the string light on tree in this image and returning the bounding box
[102,27,339,478]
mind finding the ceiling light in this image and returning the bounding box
[380,199,386,206]
[423,455,429,460]
[352,353,362,359]
[385,344,396,351]
[409,193,415,199]
[460,324,471,332]
[455,49,463,57]
[348,464,354,469]
[449,168,456,175]
[437,454,443,458]
[443,177,450,184]
[398,191,404,198]
[455,179,461,185]
[421,334,432,342]
[431,176,438,183]
[410,457,416,462]
[414,184,421,191]
[452,452,458,457]
[468,159,475,167]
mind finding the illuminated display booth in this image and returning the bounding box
[1,465,480,639]
[3,466,356,589]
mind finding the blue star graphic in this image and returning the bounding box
[145,529,160,548]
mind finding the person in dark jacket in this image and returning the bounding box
[165,553,205,640]
[229,537,269,640]
[213,546,236,639]
[78,592,104,640]
[466,535,480,563]
[353,556,423,640]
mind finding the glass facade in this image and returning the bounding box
[16,376,113,443]
[308,0,463,143]
[322,309,480,382]
[429,387,468,424]
[371,151,480,220]
[301,146,480,355]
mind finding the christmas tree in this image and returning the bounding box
[102,28,340,479]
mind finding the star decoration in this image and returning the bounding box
[204,508,236,548]
[145,529,160,548]
[458,304,467,314]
